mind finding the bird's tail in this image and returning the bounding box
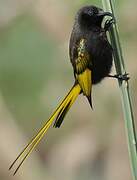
[9,83,81,175]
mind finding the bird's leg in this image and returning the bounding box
[108,73,130,81]
[104,18,115,32]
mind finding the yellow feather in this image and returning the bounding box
[9,84,81,175]
[76,69,92,97]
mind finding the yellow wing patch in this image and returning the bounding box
[75,39,92,99]
[76,69,91,97]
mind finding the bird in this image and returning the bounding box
[9,5,114,175]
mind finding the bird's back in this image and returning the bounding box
[69,25,113,84]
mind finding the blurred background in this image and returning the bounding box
[0,0,137,180]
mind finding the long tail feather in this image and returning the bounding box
[53,85,81,128]
[54,101,72,128]
[9,83,81,175]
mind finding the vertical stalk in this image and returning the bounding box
[102,0,137,179]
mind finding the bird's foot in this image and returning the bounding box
[104,18,115,32]
[108,73,130,81]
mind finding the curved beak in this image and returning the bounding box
[97,11,114,18]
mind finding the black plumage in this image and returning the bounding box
[69,5,113,84]
[9,5,115,175]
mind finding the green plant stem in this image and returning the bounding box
[102,0,137,179]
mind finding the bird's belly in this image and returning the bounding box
[92,47,113,84]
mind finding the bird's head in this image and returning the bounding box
[77,5,113,29]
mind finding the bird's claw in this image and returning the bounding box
[115,73,130,81]
[104,18,115,32]
[108,73,130,81]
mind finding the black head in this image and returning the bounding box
[77,5,112,29]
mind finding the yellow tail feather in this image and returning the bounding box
[54,84,81,127]
[9,84,81,175]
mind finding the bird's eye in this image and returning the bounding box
[92,8,98,15]
[87,9,93,16]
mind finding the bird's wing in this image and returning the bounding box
[75,38,92,107]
